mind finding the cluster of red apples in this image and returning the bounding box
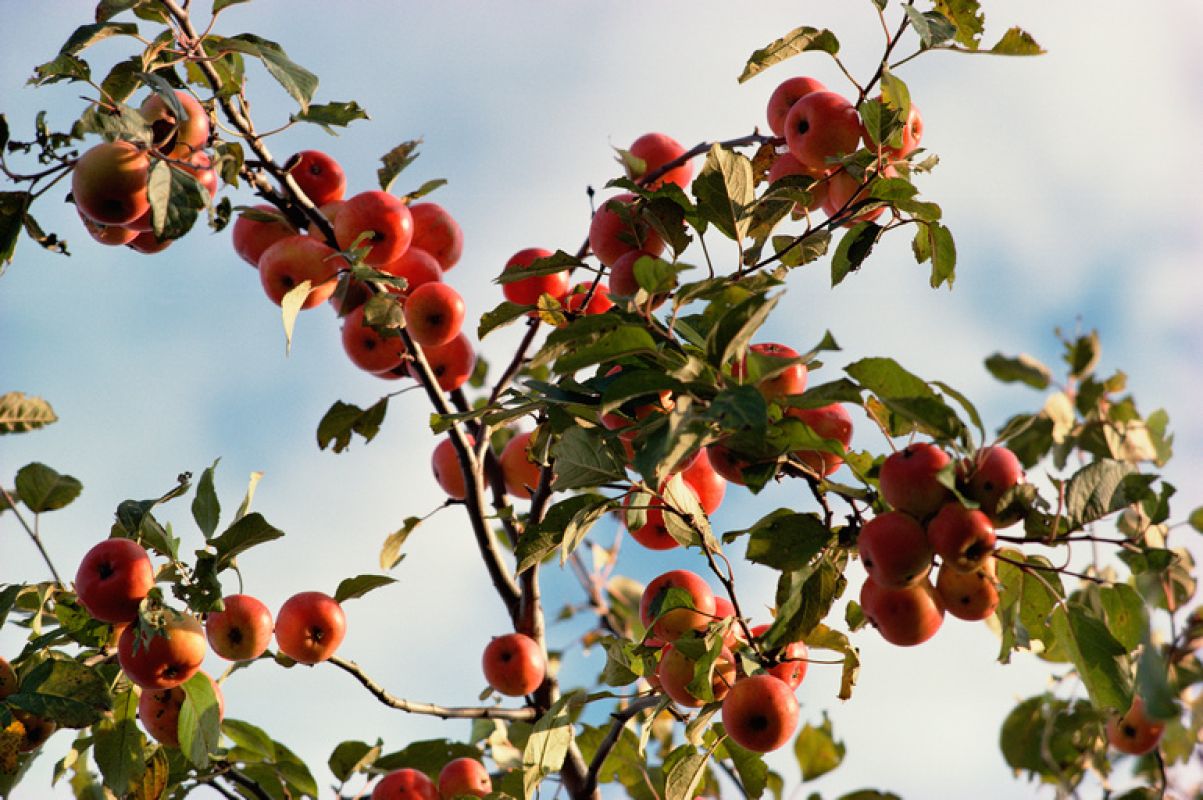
[231,149,472,389]
[71,90,219,253]
[53,537,348,749]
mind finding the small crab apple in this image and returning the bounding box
[380,247,444,298]
[342,304,408,374]
[118,614,207,690]
[409,202,464,271]
[180,151,218,200]
[750,624,809,689]
[657,641,737,708]
[766,76,827,137]
[275,591,346,665]
[821,168,886,225]
[563,282,614,317]
[404,282,465,348]
[127,230,173,254]
[935,558,999,622]
[1106,696,1166,756]
[501,247,569,307]
[927,502,996,573]
[482,633,546,696]
[0,657,17,699]
[232,205,297,268]
[734,342,808,399]
[704,442,768,487]
[287,150,346,207]
[71,140,151,226]
[767,152,828,213]
[959,445,1025,528]
[867,99,923,159]
[784,91,864,173]
[624,494,677,551]
[499,431,541,500]
[414,332,475,392]
[859,576,945,647]
[75,538,156,624]
[721,674,800,753]
[138,671,224,747]
[258,235,344,309]
[140,90,209,158]
[857,510,933,589]
[589,193,665,268]
[787,403,853,477]
[878,442,953,520]
[373,768,438,800]
[626,132,693,190]
[438,757,492,799]
[432,434,474,501]
[680,448,726,515]
[641,570,716,641]
[79,213,139,246]
[607,250,666,308]
[335,190,414,266]
[205,594,274,661]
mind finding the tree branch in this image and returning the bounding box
[582,696,663,797]
[0,486,64,585]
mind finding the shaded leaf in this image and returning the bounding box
[211,512,284,570]
[793,714,844,781]
[179,672,222,768]
[15,463,82,513]
[738,27,839,83]
[378,140,421,193]
[334,574,396,603]
[92,688,145,795]
[191,458,221,540]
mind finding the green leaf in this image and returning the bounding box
[926,222,957,288]
[990,27,1045,56]
[1099,584,1148,653]
[15,462,83,513]
[984,353,1051,389]
[1052,603,1130,710]
[334,574,396,603]
[378,140,421,193]
[934,0,985,49]
[380,517,422,571]
[693,144,755,242]
[96,0,150,22]
[738,27,840,82]
[316,398,389,454]
[742,511,833,572]
[374,738,482,776]
[129,748,170,800]
[1135,637,1178,721]
[178,672,222,768]
[554,325,657,374]
[560,496,614,566]
[224,34,317,111]
[1063,330,1100,379]
[1188,506,1203,533]
[403,178,447,204]
[221,718,276,761]
[92,688,145,795]
[191,458,221,540]
[30,53,92,85]
[762,558,845,649]
[663,744,712,800]
[793,713,844,781]
[994,549,1063,660]
[830,222,880,287]
[292,100,370,130]
[523,693,577,800]
[211,512,284,570]
[0,392,58,434]
[146,159,207,241]
[0,192,32,266]
[999,695,1094,780]
[60,22,138,56]
[328,739,381,782]
[705,292,780,372]
[551,427,627,491]
[719,734,769,799]
[1062,459,1156,531]
[7,658,112,727]
[771,231,831,268]
[213,0,252,11]
[478,301,530,339]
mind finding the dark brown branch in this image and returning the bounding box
[329,656,536,721]
[582,696,664,797]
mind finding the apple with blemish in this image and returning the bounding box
[205,594,274,661]
[118,614,206,690]
[927,502,996,573]
[857,510,933,589]
[404,282,465,347]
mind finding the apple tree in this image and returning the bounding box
[0,1,1199,799]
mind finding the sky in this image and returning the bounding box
[2,1,1203,798]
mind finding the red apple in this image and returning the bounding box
[275,591,346,665]
[821,167,888,225]
[232,204,297,268]
[205,594,274,661]
[0,658,17,699]
[308,200,346,240]
[79,213,139,246]
[859,576,944,647]
[959,446,1025,528]
[680,449,726,515]
[138,671,224,747]
[626,132,693,189]
[380,247,444,297]
[499,431,541,500]
[482,632,546,696]
[749,624,809,689]
[927,502,996,572]
[657,641,736,707]
[857,510,933,589]
[733,342,807,399]
[432,435,474,501]
[588,193,665,268]
[258,235,344,309]
[335,190,414,266]
[721,674,800,753]
[935,558,999,622]
[787,403,853,477]
[118,615,206,690]
[415,332,475,392]
[373,768,438,800]
[438,758,492,799]
[180,151,218,200]
[342,304,408,374]
[767,152,828,212]
[563,283,614,317]
[404,283,465,347]
[409,202,464,271]
[641,570,716,641]
[624,494,678,551]
[127,230,173,254]
[501,247,569,307]
[867,100,923,159]
[75,538,155,624]
[784,91,863,173]
[71,140,150,226]
[766,76,827,137]
[878,442,952,520]
[287,150,346,206]
[140,90,208,158]
[1106,696,1166,756]
[607,250,666,308]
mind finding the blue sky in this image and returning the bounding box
[2,1,1202,798]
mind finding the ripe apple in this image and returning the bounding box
[342,304,408,374]
[380,247,444,297]
[821,168,886,225]
[205,594,274,661]
[733,342,807,399]
[127,230,174,254]
[721,674,800,753]
[935,558,999,622]
[0,658,16,699]
[75,538,156,624]
[857,510,933,589]
[438,757,491,798]
[867,100,923,159]
[12,710,56,752]
[79,212,139,246]
[607,250,666,309]
[657,641,736,708]
[787,403,853,477]
[501,247,569,307]
[588,193,665,268]
[138,671,224,747]
[482,632,546,696]
[335,190,414,266]
[680,449,726,515]
[275,591,346,665]
[959,445,1025,528]
[258,235,344,309]
[926,502,996,572]
[499,431,541,500]
[180,151,218,200]
[1106,696,1166,756]
[704,442,762,487]
[409,202,464,271]
[859,576,944,647]
[563,283,614,317]
[140,90,209,158]
[404,283,466,348]
[766,76,827,137]
[640,570,716,641]
[308,200,346,240]
[372,768,438,800]
[71,140,151,226]
[878,442,952,520]
[749,624,809,689]
[118,615,206,690]
[415,332,475,393]
[287,150,346,206]
[766,152,827,213]
[783,91,863,173]
[624,494,678,551]
[232,204,298,268]
[433,435,474,501]
[626,132,693,190]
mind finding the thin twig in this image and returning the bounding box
[582,696,663,797]
[0,486,64,585]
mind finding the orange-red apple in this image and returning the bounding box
[75,538,155,624]
[275,591,346,665]
[72,140,150,226]
[118,615,206,690]
[721,674,799,753]
[482,633,546,696]
[258,235,343,308]
[205,594,274,661]
[409,202,464,271]
[335,190,414,266]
